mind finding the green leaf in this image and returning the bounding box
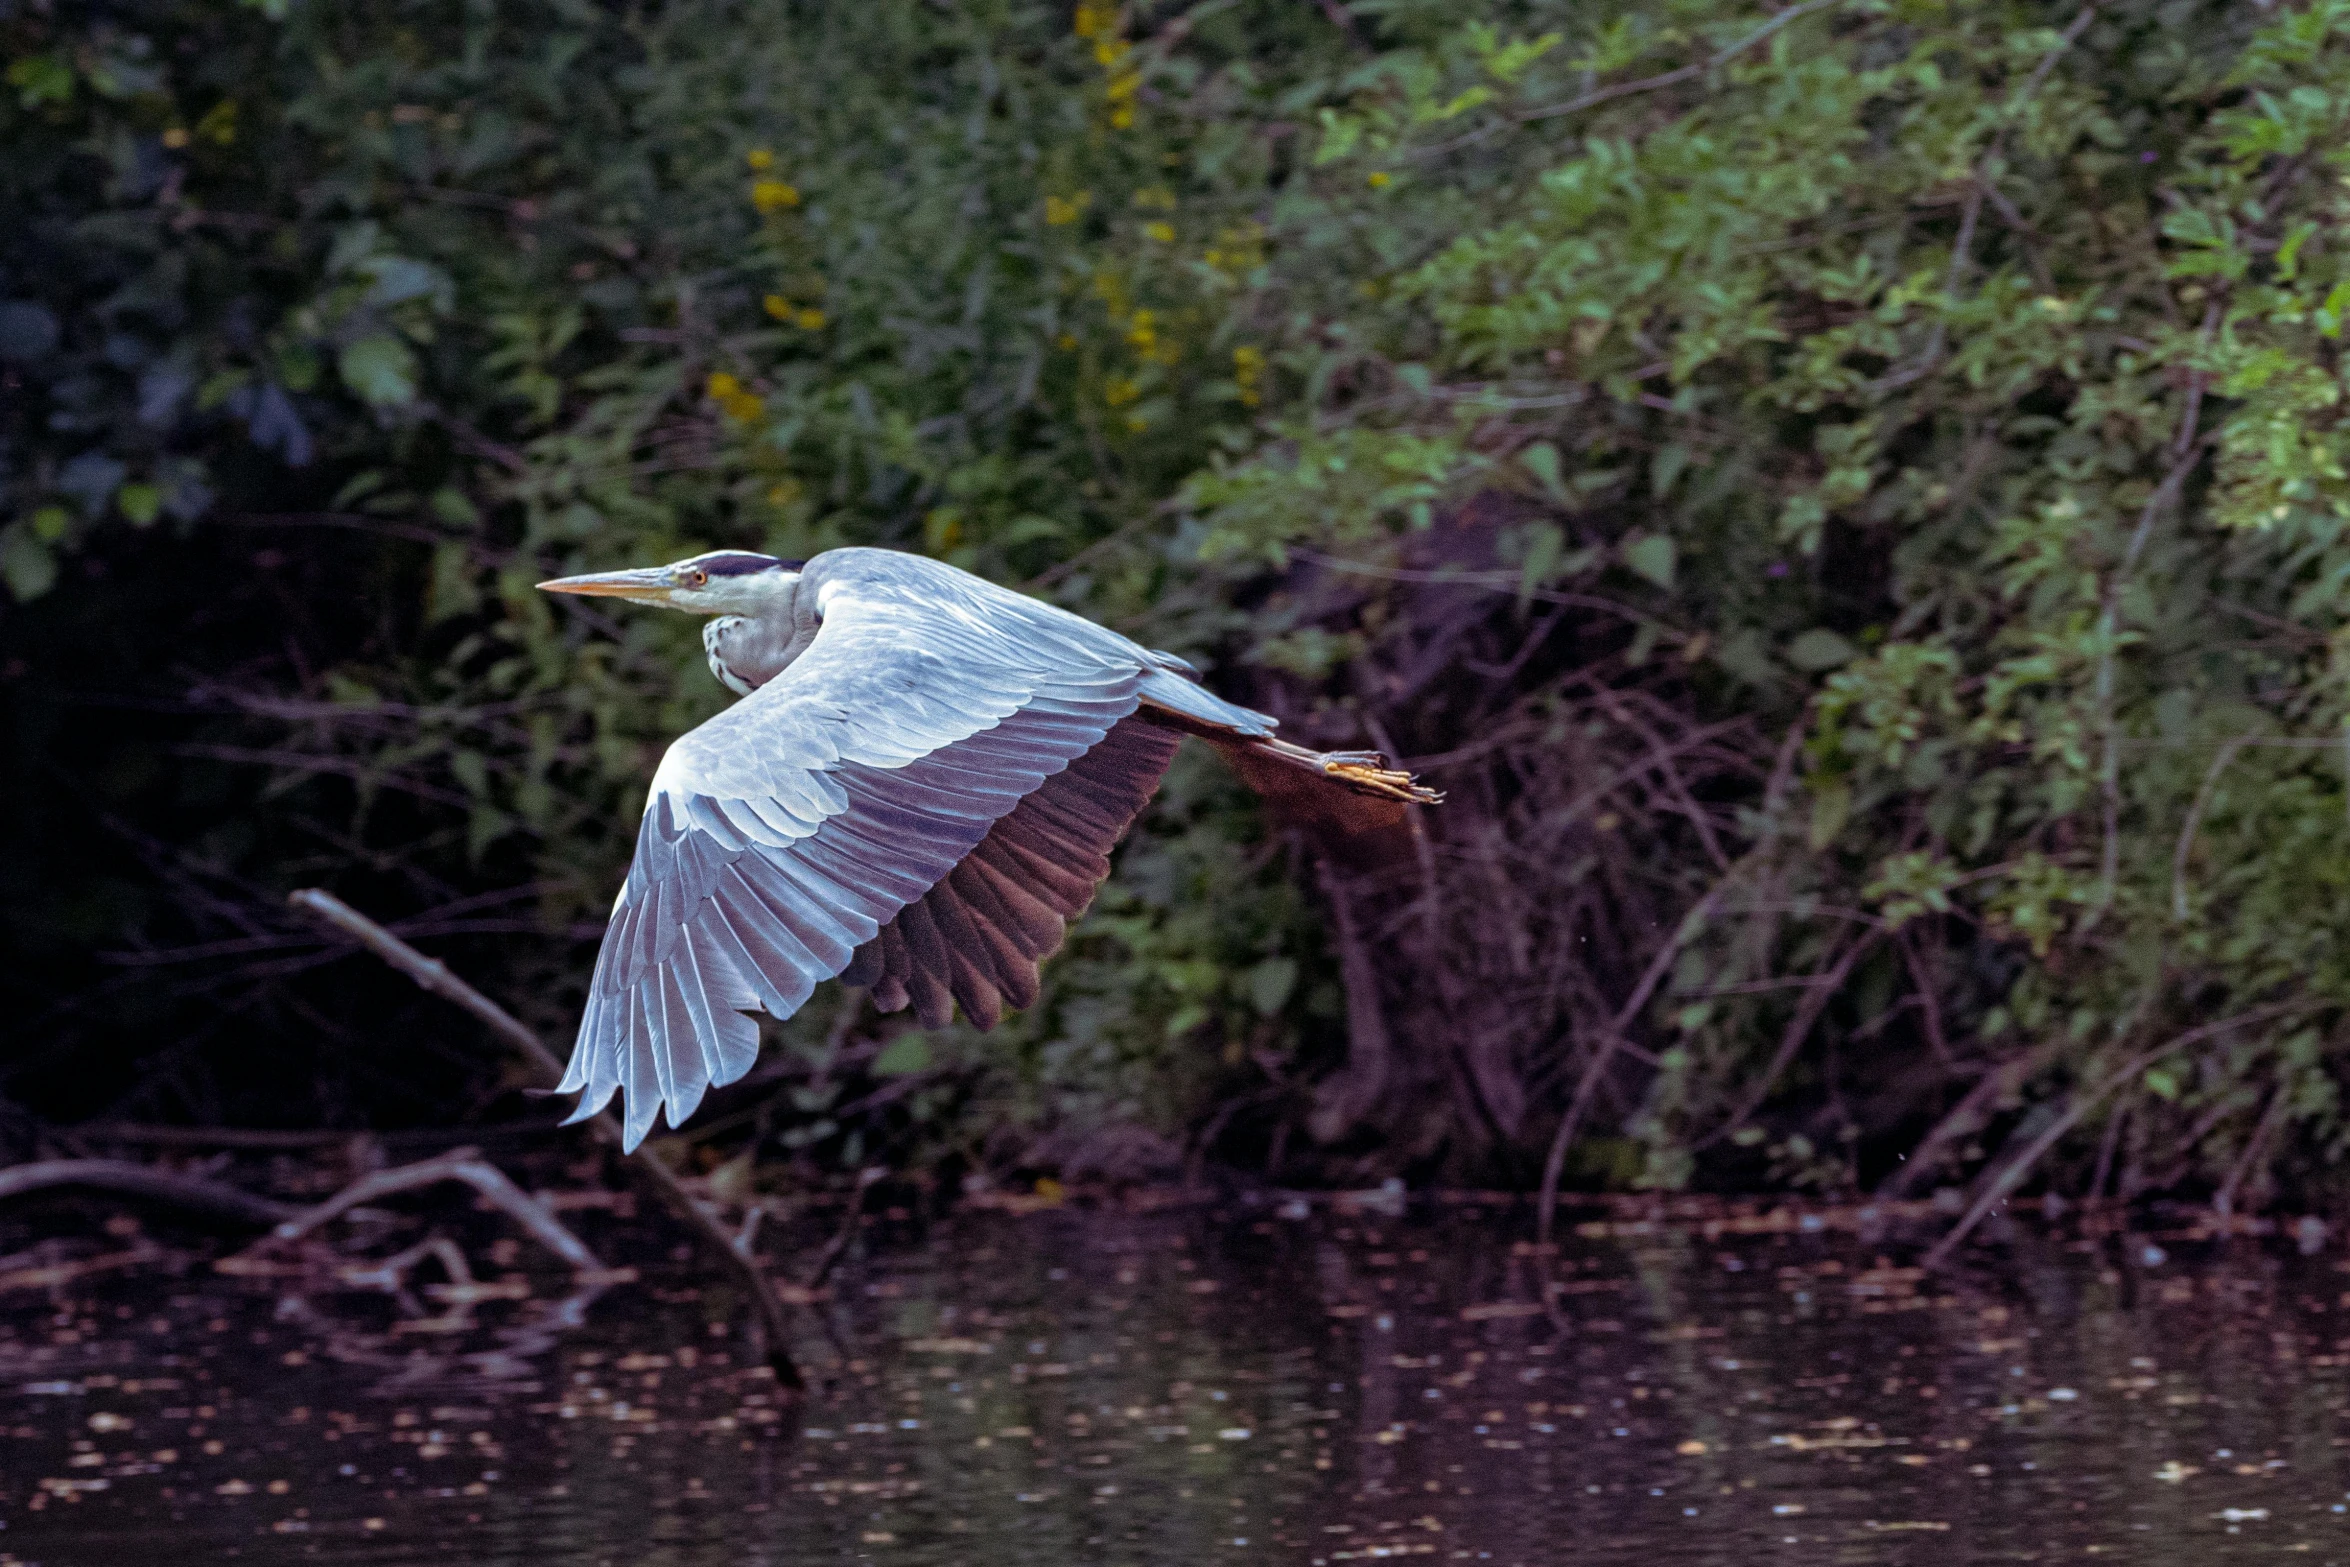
[1519,521,1563,601]
[1247,956,1298,1016]
[1519,441,1567,501]
[2321,280,2350,339]
[116,483,162,527]
[338,335,419,406]
[0,528,57,601]
[429,488,481,528]
[1622,533,1676,590]
[871,1035,933,1076]
[1807,777,1852,851]
[6,55,75,109]
[1787,629,1857,671]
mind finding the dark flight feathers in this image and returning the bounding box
[839,714,1181,1028]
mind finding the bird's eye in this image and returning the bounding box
[681,568,708,588]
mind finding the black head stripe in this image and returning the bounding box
[687,551,799,577]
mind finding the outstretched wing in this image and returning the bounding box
[560,564,1157,1149]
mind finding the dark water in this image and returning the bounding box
[4,1191,2349,1565]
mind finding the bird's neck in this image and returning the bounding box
[704,612,807,695]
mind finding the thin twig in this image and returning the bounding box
[1876,1038,2062,1199]
[1287,547,1692,648]
[288,888,805,1391]
[1898,930,1951,1066]
[1697,930,1879,1151]
[2087,429,2217,924]
[1873,7,2094,392]
[1518,0,1846,123]
[2087,1083,2131,1202]
[804,1168,886,1290]
[2171,735,2252,920]
[1537,878,1731,1244]
[2212,1084,2288,1222]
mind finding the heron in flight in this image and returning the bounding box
[539,547,1437,1149]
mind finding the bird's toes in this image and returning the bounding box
[1322,757,1443,805]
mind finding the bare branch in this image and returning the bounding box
[2171,735,2253,921]
[287,888,806,1391]
[238,1146,602,1272]
[0,1159,298,1228]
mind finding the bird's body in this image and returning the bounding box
[539,546,1435,1149]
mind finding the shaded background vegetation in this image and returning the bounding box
[13,0,2350,1214]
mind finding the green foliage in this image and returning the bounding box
[21,0,2350,1204]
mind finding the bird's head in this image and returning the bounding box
[537,550,804,616]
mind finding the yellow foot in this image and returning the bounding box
[1322,752,1443,805]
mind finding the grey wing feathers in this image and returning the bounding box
[840,714,1182,1028]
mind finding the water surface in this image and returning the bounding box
[3,1192,2346,1564]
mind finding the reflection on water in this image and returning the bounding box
[3,1193,2349,1564]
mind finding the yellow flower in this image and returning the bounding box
[1055,332,1078,350]
[751,179,801,213]
[1124,412,1148,432]
[1045,192,1091,226]
[1103,375,1140,407]
[195,99,238,147]
[705,371,765,423]
[1133,186,1176,210]
[161,127,190,149]
[763,294,792,320]
[745,148,775,170]
[767,478,804,507]
[795,307,827,330]
[1110,102,1136,130]
[1233,344,1265,407]
[1125,310,1157,353]
[1072,1,1113,38]
[1142,220,1174,243]
[1093,36,1131,67]
[1367,170,1391,189]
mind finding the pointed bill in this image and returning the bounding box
[538,567,684,602]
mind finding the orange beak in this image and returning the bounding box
[536,566,685,604]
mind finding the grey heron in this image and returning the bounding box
[539,546,1437,1149]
